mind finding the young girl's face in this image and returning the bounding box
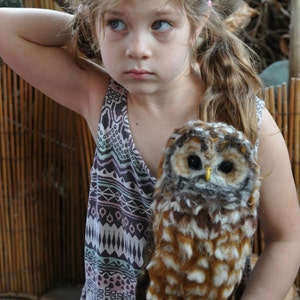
[98,0,199,95]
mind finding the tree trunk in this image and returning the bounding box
[289,0,300,78]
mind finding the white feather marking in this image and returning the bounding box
[163,256,180,272]
[234,258,245,270]
[146,291,158,300]
[227,272,238,285]
[241,220,256,237]
[190,285,208,296]
[162,229,172,242]
[204,241,214,256]
[223,286,235,298]
[166,274,178,286]
[187,270,206,283]
[197,257,209,268]
[213,264,229,286]
[215,248,225,260]
[179,242,193,259]
[191,220,209,239]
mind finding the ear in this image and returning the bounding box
[195,22,204,37]
[190,14,210,47]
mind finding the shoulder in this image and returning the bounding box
[257,107,300,241]
[258,108,288,172]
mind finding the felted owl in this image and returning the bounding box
[136,120,261,300]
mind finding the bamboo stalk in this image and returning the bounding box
[0,61,8,292]
[36,89,44,294]
[26,79,35,295]
[292,80,300,289]
[53,100,62,282]
[12,67,22,291]
[51,99,61,284]
[19,74,31,292]
[276,85,283,131]
[282,82,289,143]
[294,79,300,198]
[288,78,296,159]
[68,109,77,279]
[44,94,52,286]
[2,63,15,292]
[30,88,38,293]
[264,87,270,112]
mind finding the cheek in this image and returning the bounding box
[161,42,190,69]
[100,43,120,72]
[99,29,124,66]
[167,36,193,72]
[154,46,191,83]
[170,52,190,71]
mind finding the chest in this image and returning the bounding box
[127,103,199,178]
[129,120,175,177]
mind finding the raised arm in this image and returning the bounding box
[0,8,108,134]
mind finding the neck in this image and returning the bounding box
[128,71,203,116]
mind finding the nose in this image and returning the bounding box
[126,33,152,60]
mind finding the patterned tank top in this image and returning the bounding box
[81,80,265,300]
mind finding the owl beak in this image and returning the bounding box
[205,166,212,182]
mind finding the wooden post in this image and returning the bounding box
[289,0,300,78]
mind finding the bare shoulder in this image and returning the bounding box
[258,108,293,179]
[257,108,300,239]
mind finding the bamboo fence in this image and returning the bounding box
[0,61,94,297]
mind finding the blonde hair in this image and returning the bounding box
[70,0,262,144]
[195,2,262,145]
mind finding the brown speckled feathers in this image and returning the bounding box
[136,120,260,300]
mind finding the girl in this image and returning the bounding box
[0,0,299,299]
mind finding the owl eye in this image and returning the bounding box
[218,160,234,174]
[187,154,202,170]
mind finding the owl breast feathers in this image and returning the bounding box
[136,120,261,300]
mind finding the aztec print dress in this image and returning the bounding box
[80,80,264,300]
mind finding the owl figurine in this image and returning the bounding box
[136,120,261,300]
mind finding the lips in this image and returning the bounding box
[125,69,153,79]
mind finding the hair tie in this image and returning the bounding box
[78,3,86,14]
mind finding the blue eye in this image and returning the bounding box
[109,19,126,31]
[152,20,172,31]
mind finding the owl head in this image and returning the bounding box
[155,121,260,211]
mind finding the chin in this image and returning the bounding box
[122,81,159,96]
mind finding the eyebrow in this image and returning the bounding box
[104,10,123,17]
[104,7,181,18]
